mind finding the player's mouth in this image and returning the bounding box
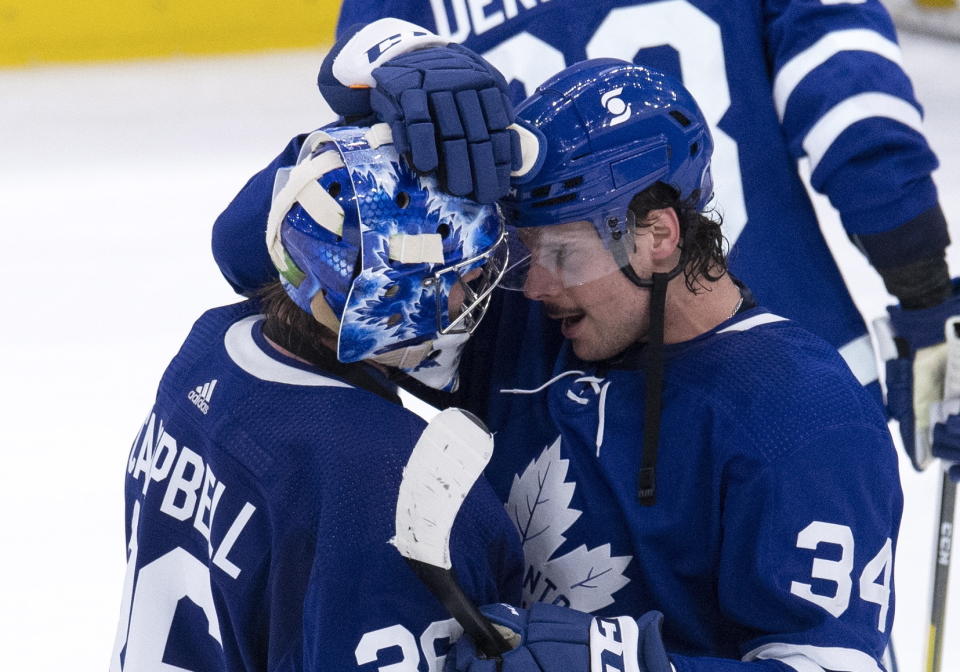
[546,307,587,338]
[561,313,587,338]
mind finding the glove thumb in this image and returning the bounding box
[318,24,373,118]
[636,611,671,672]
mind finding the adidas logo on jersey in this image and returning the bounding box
[187,379,217,415]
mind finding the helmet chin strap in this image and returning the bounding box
[369,341,437,370]
[637,271,668,506]
[608,231,685,507]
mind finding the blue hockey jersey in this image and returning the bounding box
[334,0,946,399]
[109,300,522,672]
[481,307,902,670]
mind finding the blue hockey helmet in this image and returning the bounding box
[266,124,508,369]
[503,58,713,243]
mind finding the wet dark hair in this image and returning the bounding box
[628,183,728,293]
[256,281,338,363]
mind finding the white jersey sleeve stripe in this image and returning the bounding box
[773,29,903,119]
[744,642,882,672]
[838,333,879,386]
[802,92,924,171]
[224,315,354,388]
[717,313,789,334]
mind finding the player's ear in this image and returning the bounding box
[646,207,681,262]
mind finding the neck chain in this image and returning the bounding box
[729,294,744,319]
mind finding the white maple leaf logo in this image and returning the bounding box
[507,437,631,612]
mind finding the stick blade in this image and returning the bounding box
[391,408,494,569]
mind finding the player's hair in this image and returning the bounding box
[256,280,338,363]
[629,183,728,293]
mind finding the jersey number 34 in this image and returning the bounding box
[791,520,893,632]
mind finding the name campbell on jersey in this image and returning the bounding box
[110,301,522,672]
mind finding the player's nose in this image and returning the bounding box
[523,262,563,301]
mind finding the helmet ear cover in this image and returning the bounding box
[267,124,508,365]
[608,198,699,290]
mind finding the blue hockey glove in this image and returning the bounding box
[316,18,522,203]
[444,603,672,672]
[874,287,960,479]
[316,19,447,118]
[932,415,960,482]
[370,44,520,203]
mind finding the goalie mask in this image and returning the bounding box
[266,124,508,385]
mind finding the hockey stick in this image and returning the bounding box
[391,408,513,658]
[925,315,960,672]
[927,472,955,672]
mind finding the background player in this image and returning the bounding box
[109,124,521,671]
[443,57,903,672]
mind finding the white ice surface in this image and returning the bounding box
[0,31,958,671]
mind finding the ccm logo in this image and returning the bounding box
[590,616,640,672]
[365,30,429,63]
[601,88,631,126]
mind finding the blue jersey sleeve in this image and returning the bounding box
[212,134,306,294]
[763,0,939,240]
[671,421,902,672]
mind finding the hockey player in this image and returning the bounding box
[201,18,901,672]
[109,125,522,671]
[213,2,960,480]
[209,37,903,666]
[442,58,903,672]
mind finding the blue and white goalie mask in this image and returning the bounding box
[266,124,508,382]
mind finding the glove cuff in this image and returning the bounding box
[888,282,960,350]
[330,19,447,89]
[318,19,447,117]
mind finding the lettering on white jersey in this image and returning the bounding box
[429,0,547,42]
[127,411,256,578]
[507,438,631,611]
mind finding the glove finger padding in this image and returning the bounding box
[635,612,671,672]
[933,413,960,463]
[371,44,519,203]
[883,356,919,466]
[878,292,960,472]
